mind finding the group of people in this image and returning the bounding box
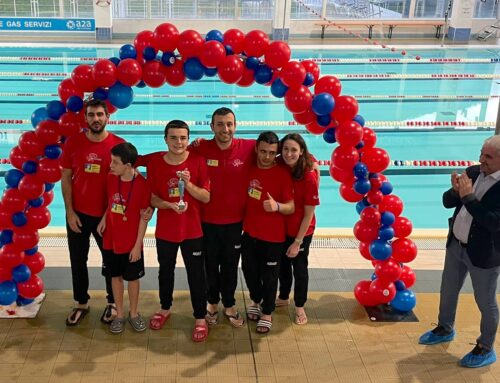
[61,99,320,342]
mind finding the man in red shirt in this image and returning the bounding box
[61,99,124,326]
[242,131,295,334]
[189,107,255,328]
[147,120,211,342]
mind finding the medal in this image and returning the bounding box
[118,173,136,220]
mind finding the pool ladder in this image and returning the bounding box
[476,20,499,41]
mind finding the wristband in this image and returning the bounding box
[294,238,303,245]
[276,202,280,212]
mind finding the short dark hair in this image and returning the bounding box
[85,99,108,115]
[111,142,138,166]
[164,120,190,138]
[211,107,236,125]
[256,131,279,145]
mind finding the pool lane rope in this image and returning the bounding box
[0,24,419,313]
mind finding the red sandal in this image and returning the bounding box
[149,312,171,330]
[192,321,208,342]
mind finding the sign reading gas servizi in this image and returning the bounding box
[0,18,95,32]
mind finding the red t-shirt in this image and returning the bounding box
[103,172,151,254]
[60,131,124,217]
[189,138,256,224]
[286,169,320,237]
[147,152,210,243]
[243,164,294,243]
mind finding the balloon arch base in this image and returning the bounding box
[0,293,45,318]
[364,303,418,322]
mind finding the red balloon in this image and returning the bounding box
[340,180,364,202]
[280,61,306,89]
[354,280,377,306]
[284,85,312,114]
[329,165,353,183]
[71,64,96,92]
[314,75,342,98]
[142,60,166,88]
[0,267,12,282]
[92,59,117,88]
[59,112,83,138]
[392,238,418,263]
[26,206,51,230]
[0,203,12,229]
[35,120,61,145]
[24,251,45,275]
[117,58,143,87]
[399,265,416,288]
[236,67,255,87]
[218,55,244,84]
[200,41,226,68]
[370,177,383,190]
[264,41,291,69]
[363,147,390,173]
[37,158,62,183]
[353,220,379,243]
[177,30,204,59]
[305,121,327,135]
[17,274,44,299]
[18,175,45,200]
[12,228,39,251]
[393,216,413,238]
[0,244,24,268]
[164,60,186,86]
[361,127,377,151]
[134,30,154,60]
[243,30,270,58]
[331,145,359,171]
[153,23,179,52]
[360,206,381,225]
[9,146,31,170]
[335,121,364,147]
[41,191,54,207]
[301,60,320,84]
[18,131,43,158]
[359,242,372,261]
[293,109,316,125]
[367,190,384,205]
[375,259,402,283]
[2,188,27,213]
[223,29,245,54]
[104,100,117,115]
[58,78,83,104]
[331,95,358,123]
[369,279,396,304]
[379,194,404,216]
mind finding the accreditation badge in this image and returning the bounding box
[111,203,125,214]
[207,159,219,167]
[248,187,262,200]
[84,163,101,173]
[169,187,180,198]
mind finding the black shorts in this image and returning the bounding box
[103,249,145,281]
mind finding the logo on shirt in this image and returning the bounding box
[86,153,101,162]
[112,193,124,204]
[232,159,244,167]
[168,178,178,188]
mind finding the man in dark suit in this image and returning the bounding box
[419,135,500,368]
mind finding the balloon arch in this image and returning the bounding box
[0,24,417,313]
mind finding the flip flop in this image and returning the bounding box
[149,312,171,330]
[100,304,117,324]
[246,306,261,322]
[205,310,218,326]
[192,322,209,343]
[66,307,89,326]
[295,312,308,325]
[223,310,245,328]
[256,318,272,334]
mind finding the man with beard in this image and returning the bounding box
[61,99,124,326]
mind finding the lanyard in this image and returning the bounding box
[118,173,136,221]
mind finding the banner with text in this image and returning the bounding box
[0,18,95,32]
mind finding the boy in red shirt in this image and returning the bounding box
[242,131,295,334]
[147,120,211,342]
[97,142,152,334]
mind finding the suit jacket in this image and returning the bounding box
[444,165,500,269]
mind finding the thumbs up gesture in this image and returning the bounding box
[263,192,279,213]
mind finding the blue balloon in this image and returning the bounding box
[225,45,234,55]
[369,172,380,179]
[29,197,44,208]
[12,212,27,227]
[369,239,392,260]
[204,67,217,77]
[354,162,368,179]
[323,128,336,144]
[390,289,416,312]
[206,29,224,42]
[0,281,18,306]
[5,169,24,188]
[16,296,34,306]
[246,56,260,70]
[380,181,393,195]
[0,230,13,245]
[371,272,377,281]
[353,114,365,127]
[354,179,371,195]
[136,80,146,88]
[31,107,49,128]
[317,114,331,127]
[93,87,108,100]
[143,46,157,61]
[45,144,62,159]
[161,52,176,66]
[312,93,335,116]
[12,264,31,283]
[119,44,136,59]
[355,141,365,150]
[394,280,406,291]
[25,246,38,255]
[379,226,395,241]
[355,198,370,214]
[46,100,66,120]
[44,183,55,192]
[303,72,315,87]
[109,56,121,66]
[66,96,84,112]
[254,65,273,84]
[381,211,395,226]
[22,161,37,174]
[183,58,205,81]
[270,78,288,98]
[108,82,134,109]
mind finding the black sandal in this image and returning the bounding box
[66,307,89,326]
[100,304,117,324]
